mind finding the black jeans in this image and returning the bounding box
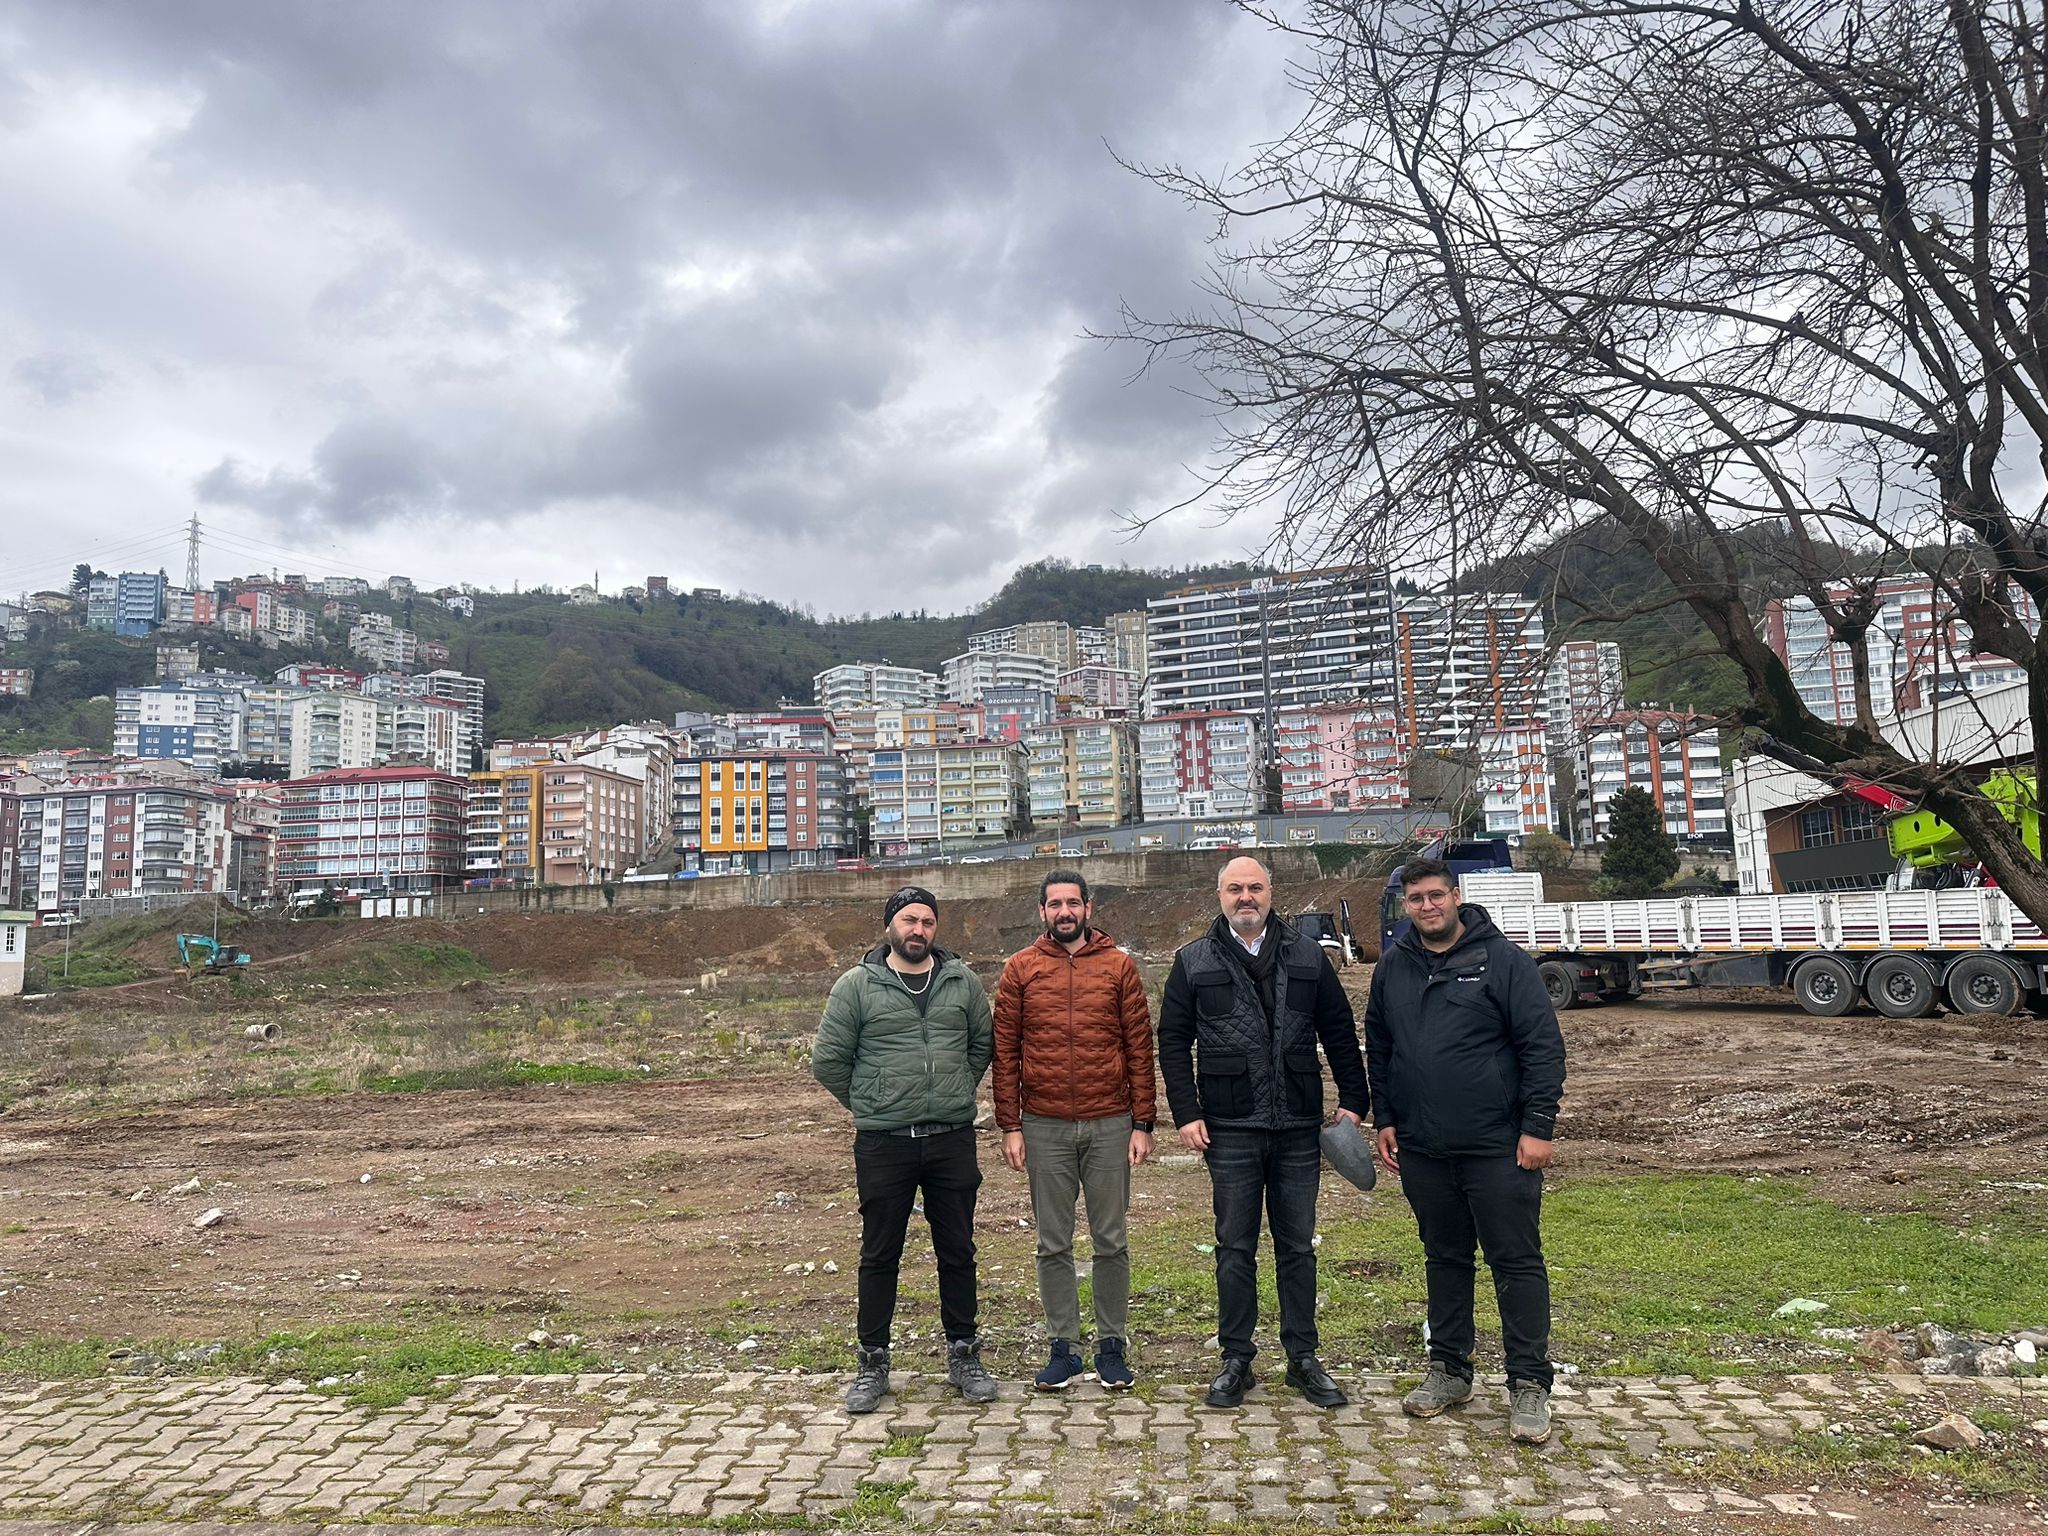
[1206,1124,1322,1362]
[1399,1147,1553,1388]
[853,1127,981,1349]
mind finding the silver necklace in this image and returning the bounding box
[894,965,933,996]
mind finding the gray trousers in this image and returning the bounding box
[1022,1110,1133,1343]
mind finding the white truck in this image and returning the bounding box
[1460,871,2048,1019]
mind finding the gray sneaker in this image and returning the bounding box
[946,1336,999,1403]
[1401,1361,1474,1418]
[1508,1379,1552,1444]
[844,1346,891,1415]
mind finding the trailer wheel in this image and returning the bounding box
[1945,955,2022,1017]
[1865,955,1938,1018]
[1539,960,1579,1011]
[1791,956,1857,1017]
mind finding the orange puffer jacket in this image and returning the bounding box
[992,928,1157,1132]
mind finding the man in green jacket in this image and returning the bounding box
[813,885,998,1413]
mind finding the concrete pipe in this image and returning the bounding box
[244,1022,281,1042]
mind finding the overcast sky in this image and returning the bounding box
[0,1,1306,615]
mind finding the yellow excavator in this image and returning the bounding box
[1885,770,2042,869]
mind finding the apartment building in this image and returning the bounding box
[1544,639,1625,748]
[1105,610,1149,680]
[8,779,231,911]
[1146,567,1401,720]
[812,662,940,711]
[226,785,282,900]
[671,752,854,872]
[86,571,167,637]
[1575,708,1728,841]
[364,670,486,768]
[967,620,1107,671]
[1137,712,1262,820]
[982,686,1055,742]
[940,648,1058,704]
[566,724,676,866]
[113,677,255,772]
[1055,663,1139,718]
[868,741,1028,854]
[465,761,641,885]
[1762,577,2037,724]
[381,697,469,774]
[348,614,420,669]
[1025,718,1139,829]
[827,702,980,798]
[1476,726,1555,838]
[0,669,32,698]
[731,711,836,754]
[1273,703,1408,811]
[319,576,371,598]
[276,766,468,894]
[287,692,383,777]
[1392,595,1549,752]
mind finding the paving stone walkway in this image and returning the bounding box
[1,1369,2044,1531]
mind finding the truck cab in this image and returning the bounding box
[1379,837,1516,951]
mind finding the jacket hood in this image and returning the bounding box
[1392,902,1500,962]
[1028,927,1119,960]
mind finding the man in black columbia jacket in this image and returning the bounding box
[1366,857,1566,1444]
[1159,856,1370,1410]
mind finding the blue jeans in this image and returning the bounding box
[1206,1124,1322,1361]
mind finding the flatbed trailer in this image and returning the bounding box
[1465,874,2048,1019]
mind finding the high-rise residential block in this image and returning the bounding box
[671,752,855,872]
[8,779,231,912]
[1025,718,1139,829]
[276,766,468,894]
[813,662,940,711]
[940,649,1058,704]
[114,677,255,772]
[1544,639,1626,748]
[1575,709,1728,841]
[1273,703,1407,811]
[867,741,1028,854]
[1137,712,1262,819]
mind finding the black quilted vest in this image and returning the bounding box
[1183,917,1330,1130]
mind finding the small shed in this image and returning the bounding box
[0,910,31,997]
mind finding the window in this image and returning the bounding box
[1839,802,1878,843]
[1798,809,1837,848]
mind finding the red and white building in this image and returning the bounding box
[5,777,231,912]
[0,668,33,698]
[1575,708,1728,841]
[276,766,469,894]
[1137,712,1263,819]
[1273,703,1407,811]
[1056,664,1140,719]
[1477,725,1555,838]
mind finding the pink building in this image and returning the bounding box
[1275,704,1407,810]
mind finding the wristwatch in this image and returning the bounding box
[1131,1120,1154,1134]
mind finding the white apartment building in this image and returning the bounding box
[1146,567,1402,720]
[1138,712,1261,819]
[1476,726,1555,838]
[287,692,383,778]
[867,741,1029,853]
[968,621,1106,671]
[348,614,420,669]
[940,649,1058,704]
[364,669,486,769]
[1392,594,1549,753]
[1545,639,1625,749]
[568,724,677,868]
[813,662,941,712]
[1056,664,1140,717]
[1575,709,1728,841]
[1762,577,2036,725]
[113,679,253,772]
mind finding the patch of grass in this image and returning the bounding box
[306,942,492,992]
[362,1060,640,1093]
[1133,1173,2048,1376]
[1711,1427,2048,1499]
[0,1323,605,1411]
[879,1432,927,1459]
[840,1480,915,1525]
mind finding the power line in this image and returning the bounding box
[199,523,396,582]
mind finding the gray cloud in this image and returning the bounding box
[12,350,110,405]
[1,0,1300,608]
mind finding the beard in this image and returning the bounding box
[1047,913,1086,942]
[886,929,932,964]
[1229,903,1266,934]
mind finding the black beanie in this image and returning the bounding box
[884,885,939,926]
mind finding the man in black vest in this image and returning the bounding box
[1158,856,1370,1408]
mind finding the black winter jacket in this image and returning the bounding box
[1158,914,1370,1131]
[1363,904,1565,1158]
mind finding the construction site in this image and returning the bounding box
[2,852,2047,1533]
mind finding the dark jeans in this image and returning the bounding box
[1206,1124,1322,1362]
[853,1127,981,1349]
[1399,1147,1553,1388]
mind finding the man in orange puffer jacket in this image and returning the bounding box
[993,868,1157,1392]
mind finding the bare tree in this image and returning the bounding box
[1113,0,2048,922]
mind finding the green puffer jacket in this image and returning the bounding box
[812,945,994,1131]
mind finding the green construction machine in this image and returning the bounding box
[176,933,251,978]
[1885,769,2042,869]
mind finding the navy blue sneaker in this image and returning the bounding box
[1095,1337,1135,1391]
[1034,1340,1086,1391]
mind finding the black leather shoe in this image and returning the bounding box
[1204,1356,1256,1408]
[1285,1354,1348,1407]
